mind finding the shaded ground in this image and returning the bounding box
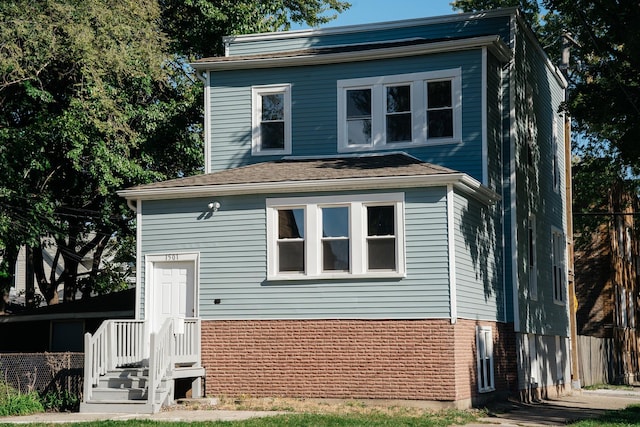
[467,388,640,426]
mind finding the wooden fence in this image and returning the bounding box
[577,335,614,387]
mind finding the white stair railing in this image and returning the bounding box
[83,319,146,403]
[148,318,174,406]
[83,317,202,408]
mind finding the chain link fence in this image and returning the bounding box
[0,352,84,398]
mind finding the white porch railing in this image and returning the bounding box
[174,319,201,364]
[83,320,146,402]
[83,318,201,406]
[148,318,173,406]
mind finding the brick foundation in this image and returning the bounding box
[201,318,516,406]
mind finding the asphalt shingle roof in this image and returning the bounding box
[125,153,458,191]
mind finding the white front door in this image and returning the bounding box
[151,261,195,334]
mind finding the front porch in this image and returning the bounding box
[81,318,204,414]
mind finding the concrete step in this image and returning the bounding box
[98,375,148,389]
[90,387,148,401]
[109,367,149,377]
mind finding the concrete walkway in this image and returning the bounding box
[1,389,640,425]
[0,409,285,424]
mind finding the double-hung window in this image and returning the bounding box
[338,69,461,152]
[552,229,566,304]
[385,84,412,143]
[267,193,405,280]
[427,80,454,139]
[252,84,291,155]
[528,215,537,300]
[476,326,495,392]
[346,88,372,146]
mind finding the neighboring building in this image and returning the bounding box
[8,238,134,307]
[575,180,640,384]
[81,8,571,413]
[0,288,135,352]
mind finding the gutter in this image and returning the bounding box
[118,173,501,205]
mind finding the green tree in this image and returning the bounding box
[452,0,640,168]
[0,0,349,309]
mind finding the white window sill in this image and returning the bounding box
[478,387,496,394]
[338,138,462,153]
[267,271,406,281]
[252,149,291,156]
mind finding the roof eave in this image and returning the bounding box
[222,7,518,46]
[191,36,512,71]
[118,174,501,205]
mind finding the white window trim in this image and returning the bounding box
[552,115,560,193]
[337,69,462,153]
[554,336,565,383]
[552,227,566,305]
[266,193,406,280]
[144,251,200,323]
[251,84,292,156]
[476,326,495,393]
[528,214,537,301]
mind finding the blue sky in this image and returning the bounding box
[304,0,458,29]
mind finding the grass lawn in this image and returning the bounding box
[0,396,480,427]
[0,410,478,427]
[571,404,640,426]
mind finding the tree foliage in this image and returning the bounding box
[452,0,640,169]
[160,0,350,59]
[0,0,349,308]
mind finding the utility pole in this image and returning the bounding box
[561,32,581,391]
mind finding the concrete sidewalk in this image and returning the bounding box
[1,389,640,425]
[0,409,285,424]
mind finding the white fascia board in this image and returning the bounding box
[222,7,518,45]
[118,174,500,204]
[192,36,512,71]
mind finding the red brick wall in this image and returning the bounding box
[201,319,516,403]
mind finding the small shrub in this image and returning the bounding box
[0,381,44,416]
[39,389,80,412]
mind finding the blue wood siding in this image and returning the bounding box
[139,188,452,320]
[486,52,504,192]
[227,16,511,56]
[454,192,504,321]
[512,26,568,336]
[210,49,485,181]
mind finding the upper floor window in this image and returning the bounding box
[266,193,405,280]
[252,84,291,156]
[552,229,566,304]
[337,69,461,153]
[552,116,560,193]
[528,215,537,301]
